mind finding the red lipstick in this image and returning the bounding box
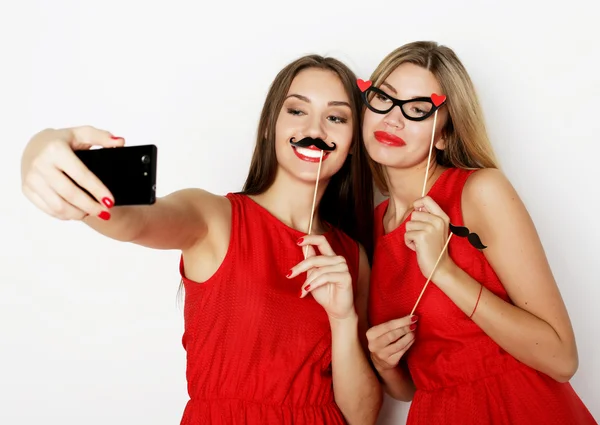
[374,131,406,147]
[292,146,330,163]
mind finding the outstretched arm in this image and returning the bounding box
[21,126,227,251]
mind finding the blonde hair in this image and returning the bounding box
[367,41,499,193]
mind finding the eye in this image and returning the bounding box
[376,94,391,103]
[327,115,348,124]
[287,108,305,116]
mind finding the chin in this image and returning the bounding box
[364,139,399,167]
[279,157,340,185]
[295,162,339,183]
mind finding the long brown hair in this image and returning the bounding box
[242,55,374,259]
[366,41,500,194]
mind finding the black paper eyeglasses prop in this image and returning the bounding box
[357,79,446,122]
[356,79,487,314]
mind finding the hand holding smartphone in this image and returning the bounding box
[21,126,159,221]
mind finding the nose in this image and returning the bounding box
[304,114,328,141]
[383,105,405,130]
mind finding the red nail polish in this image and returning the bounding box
[304,285,311,291]
[98,211,111,220]
[411,315,419,323]
[410,323,417,331]
[110,136,123,140]
[102,197,114,208]
[297,237,304,245]
[286,270,292,278]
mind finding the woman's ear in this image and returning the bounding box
[435,127,448,151]
[435,137,446,150]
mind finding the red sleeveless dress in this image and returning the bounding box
[368,168,597,425]
[178,192,360,424]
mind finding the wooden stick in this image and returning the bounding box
[410,233,452,316]
[421,109,438,197]
[304,150,324,259]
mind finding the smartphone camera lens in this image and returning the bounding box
[141,155,150,165]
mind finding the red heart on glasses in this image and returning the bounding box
[357,79,372,92]
[431,93,447,107]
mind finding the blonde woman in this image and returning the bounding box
[363,41,596,424]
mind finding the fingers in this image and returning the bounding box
[31,136,115,207]
[299,262,350,296]
[368,319,418,369]
[300,271,350,298]
[379,330,415,358]
[404,230,421,251]
[48,142,115,208]
[412,196,450,223]
[45,167,111,218]
[23,173,89,220]
[405,205,448,251]
[409,211,445,227]
[288,252,347,279]
[296,234,336,256]
[71,125,126,149]
[21,126,122,221]
[34,140,114,209]
[366,315,418,342]
[385,337,416,366]
[23,148,112,220]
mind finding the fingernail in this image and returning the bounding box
[110,136,124,140]
[98,211,111,220]
[304,285,311,291]
[102,197,114,208]
[411,315,419,323]
[410,323,417,331]
[297,237,304,245]
[286,270,292,278]
[299,289,304,297]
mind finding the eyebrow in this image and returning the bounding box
[381,82,397,94]
[285,94,351,108]
[381,82,432,100]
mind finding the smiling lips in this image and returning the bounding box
[292,145,331,163]
[374,131,406,147]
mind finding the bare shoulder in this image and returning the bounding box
[159,188,232,249]
[460,167,558,308]
[461,168,526,231]
[162,188,230,226]
[462,168,517,207]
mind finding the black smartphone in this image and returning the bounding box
[74,144,157,206]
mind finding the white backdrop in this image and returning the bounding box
[1,1,598,424]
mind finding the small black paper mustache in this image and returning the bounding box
[449,223,487,250]
[290,137,336,151]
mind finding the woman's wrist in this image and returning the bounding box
[329,310,359,332]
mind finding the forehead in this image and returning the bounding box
[383,63,442,97]
[287,68,349,103]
